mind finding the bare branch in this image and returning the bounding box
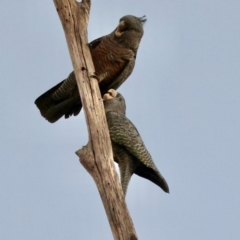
[52,1,138,239]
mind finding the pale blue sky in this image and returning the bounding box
[1,1,240,239]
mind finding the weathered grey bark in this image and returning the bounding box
[52,1,138,239]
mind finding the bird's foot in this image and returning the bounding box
[89,72,100,82]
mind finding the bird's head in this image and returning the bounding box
[103,89,126,115]
[114,15,146,52]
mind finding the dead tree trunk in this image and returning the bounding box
[52,1,138,239]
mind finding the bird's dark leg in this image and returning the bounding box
[89,72,100,82]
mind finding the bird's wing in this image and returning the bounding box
[90,35,136,93]
[51,71,77,101]
[88,36,103,50]
[106,111,155,169]
[107,111,169,193]
[100,59,135,92]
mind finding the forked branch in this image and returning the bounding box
[52,1,138,239]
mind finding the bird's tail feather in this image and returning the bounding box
[34,81,80,123]
[135,167,170,193]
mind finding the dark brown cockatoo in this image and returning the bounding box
[35,15,146,123]
[103,89,169,196]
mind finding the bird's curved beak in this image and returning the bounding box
[103,89,117,100]
[115,21,126,37]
